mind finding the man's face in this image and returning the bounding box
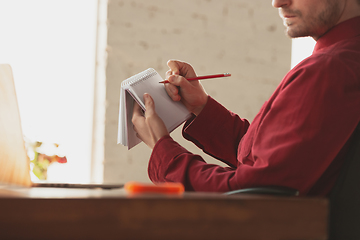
[272,0,343,40]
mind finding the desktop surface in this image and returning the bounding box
[0,185,328,240]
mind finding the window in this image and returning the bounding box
[0,0,97,183]
[291,37,316,68]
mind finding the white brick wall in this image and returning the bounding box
[92,0,291,183]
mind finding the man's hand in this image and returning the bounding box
[164,60,208,116]
[132,93,169,149]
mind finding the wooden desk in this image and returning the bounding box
[0,187,328,240]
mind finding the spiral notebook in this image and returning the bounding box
[117,68,191,149]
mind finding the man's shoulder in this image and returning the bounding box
[283,38,360,89]
[314,35,360,61]
[293,37,360,73]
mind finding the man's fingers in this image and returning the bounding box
[167,60,180,75]
[166,69,173,79]
[164,83,181,102]
[143,93,156,118]
[132,102,143,118]
[131,93,169,149]
[132,102,144,132]
[168,75,194,90]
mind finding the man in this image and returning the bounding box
[132,0,360,196]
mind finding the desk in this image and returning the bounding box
[0,187,328,240]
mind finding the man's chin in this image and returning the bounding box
[285,27,309,39]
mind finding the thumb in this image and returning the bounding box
[167,60,196,79]
[168,74,193,89]
[143,93,156,117]
[167,60,180,75]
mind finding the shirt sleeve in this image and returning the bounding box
[182,96,249,168]
[230,54,360,195]
[148,135,239,192]
[148,53,360,195]
[148,96,250,192]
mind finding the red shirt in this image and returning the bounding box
[148,17,360,196]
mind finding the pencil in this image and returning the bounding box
[159,73,231,84]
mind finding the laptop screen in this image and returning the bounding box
[0,64,32,187]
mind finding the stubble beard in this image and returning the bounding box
[282,0,341,40]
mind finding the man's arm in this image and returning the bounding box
[164,60,208,116]
[148,55,360,195]
[148,135,238,192]
[182,96,249,168]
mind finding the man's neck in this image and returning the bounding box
[336,1,360,25]
[312,2,360,41]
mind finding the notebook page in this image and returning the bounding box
[125,90,142,148]
[117,87,127,145]
[128,69,191,135]
[119,68,191,149]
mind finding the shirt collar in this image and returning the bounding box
[313,16,360,53]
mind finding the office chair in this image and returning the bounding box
[329,122,360,240]
[226,122,360,239]
[224,185,299,196]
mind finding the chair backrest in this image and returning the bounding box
[329,122,360,239]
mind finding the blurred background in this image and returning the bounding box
[0,0,315,184]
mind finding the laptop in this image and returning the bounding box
[0,64,123,189]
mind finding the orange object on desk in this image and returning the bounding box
[125,182,185,194]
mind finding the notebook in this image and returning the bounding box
[117,68,191,149]
[0,64,122,189]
